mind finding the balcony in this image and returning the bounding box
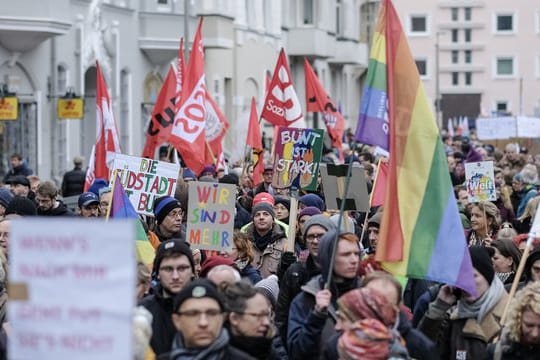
[0,0,71,53]
[286,27,335,58]
[328,38,368,66]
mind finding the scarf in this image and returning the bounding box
[253,229,273,252]
[496,271,514,284]
[168,328,230,360]
[455,276,505,323]
[469,231,493,247]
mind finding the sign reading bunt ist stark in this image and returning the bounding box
[111,153,180,216]
[186,182,236,252]
[272,127,324,191]
[8,218,136,360]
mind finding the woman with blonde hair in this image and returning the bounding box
[467,201,501,246]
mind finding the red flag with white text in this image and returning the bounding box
[169,18,207,175]
[84,62,121,190]
[260,48,305,128]
[304,58,345,156]
[204,90,229,164]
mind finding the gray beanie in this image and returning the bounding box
[302,214,336,240]
[252,202,275,218]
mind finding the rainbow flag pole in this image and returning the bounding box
[372,0,476,296]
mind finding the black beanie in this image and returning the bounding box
[274,196,291,210]
[469,246,495,284]
[5,196,37,216]
[252,202,274,218]
[153,196,182,225]
[173,279,224,312]
[153,239,195,276]
[219,174,239,186]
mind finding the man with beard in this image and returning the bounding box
[140,240,195,356]
[149,196,186,249]
[35,181,74,216]
[77,192,100,217]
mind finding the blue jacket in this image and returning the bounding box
[517,185,537,218]
[240,264,262,284]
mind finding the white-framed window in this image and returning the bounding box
[464,50,472,64]
[303,0,314,25]
[408,14,429,36]
[464,7,472,21]
[451,50,459,64]
[494,56,517,77]
[451,8,458,21]
[494,12,516,34]
[465,72,472,86]
[415,58,428,78]
[452,72,459,86]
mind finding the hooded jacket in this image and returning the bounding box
[37,200,75,217]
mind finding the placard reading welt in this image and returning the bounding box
[8,219,135,360]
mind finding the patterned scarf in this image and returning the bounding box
[168,328,230,360]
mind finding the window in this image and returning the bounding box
[464,29,472,42]
[452,29,458,42]
[465,72,472,85]
[464,7,472,21]
[157,0,168,3]
[415,59,427,77]
[410,15,428,34]
[496,13,515,33]
[452,72,459,85]
[451,50,459,64]
[496,57,515,76]
[451,8,458,21]
[496,101,508,112]
[336,0,342,35]
[464,50,472,64]
[303,0,314,25]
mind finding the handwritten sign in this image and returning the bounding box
[186,182,236,251]
[319,163,370,212]
[465,161,496,202]
[517,116,540,138]
[8,218,135,360]
[476,117,516,140]
[111,153,180,216]
[272,127,324,190]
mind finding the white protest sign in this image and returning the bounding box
[111,153,180,216]
[465,160,496,202]
[8,218,135,360]
[186,182,236,251]
[476,117,516,140]
[517,117,540,138]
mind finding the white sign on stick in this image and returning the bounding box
[517,117,540,138]
[8,219,136,360]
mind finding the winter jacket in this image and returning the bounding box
[275,255,320,342]
[486,328,540,360]
[148,226,186,250]
[244,223,287,278]
[37,200,75,217]
[61,167,86,197]
[229,331,288,360]
[3,163,32,183]
[418,294,508,360]
[239,263,262,284]
[516,185,537,218]
[235,203,252,230]
[139,285,177,356]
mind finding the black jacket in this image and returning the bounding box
[229,331,288,360]
[61,167,86,197]
[486,330,540,359]
[3,163,32,183]
[157,345,255,360]
[139,285,177,356]
[37,200,75,217]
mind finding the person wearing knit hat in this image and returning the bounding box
[253,192,274,206]
[299,193,325,212]
[199,256,237,278]
[140,239,194,356]
[200,164,217,178]
[366,211,383,253]
[273,196,290,225]
[288,231,361,358]
[255,274,279,309]
[181,168,196,182]
[5,196,37,217]
[149,196,185,249]
[418,246,509,359]
[0,188,14,218]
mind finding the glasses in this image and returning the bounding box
[238,311,273,320]
[306,233,325,241]
[167,209,183,219]
[177,309,223,319]
[159,265,192,274]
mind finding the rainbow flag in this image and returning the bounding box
[373,0,476,296]
[110,174,155,266]
[354,10,389,152]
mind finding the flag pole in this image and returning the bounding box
[325,159,354,290]
[105,170,118,221]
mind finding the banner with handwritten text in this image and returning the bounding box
[465,160,496,202]
[111,153,180,216]
[272,127,324,190]
[186,182,236,251]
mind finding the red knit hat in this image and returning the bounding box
[199,256,237,278]
[253,192,274,206]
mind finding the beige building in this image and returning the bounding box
[392,0,540,127]
[0,0,372,181]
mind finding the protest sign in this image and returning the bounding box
[186,182,236,251]
[8,218,135,360]
[111,153,180,216]
[319,163,370,212]
[272,127,324,190]
[476,117,516,140]
[517,116,540,138]
[465,160,496,202]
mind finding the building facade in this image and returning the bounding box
[0,0,371,182]
[393,0,540,128]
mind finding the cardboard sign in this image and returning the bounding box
[186,182,236,251]
[272,127,324,190]
[465,161,496,202]
[111,153,180,216]
[319,163,370,212]
[8,218,135,360]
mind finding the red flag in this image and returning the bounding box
[169,18,207,175]
[175,38,185,112]
[260,48,305,128]
[84,62,121,190]
[247,97,263,185]
[304,58,345,155]
[141,66,177,159]
[370,160,388,207]
[204,90,229,164]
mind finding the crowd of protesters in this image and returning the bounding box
[1,130,540,359]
